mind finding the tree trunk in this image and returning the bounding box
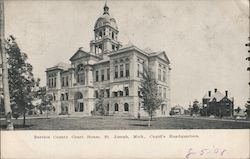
[148,112,151,127]
[22,103,26,126]
[0,0,13,130]
[148,116,151,127]
[23,108,26,127]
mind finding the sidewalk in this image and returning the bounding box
[170,115,250,123]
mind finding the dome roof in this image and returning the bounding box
[94,3,118,30]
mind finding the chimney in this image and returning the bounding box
[225,90,228,97]
[214,88,217,93]
[208,91,211,97]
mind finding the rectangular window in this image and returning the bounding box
[119,91,123,97]
[163,88,166,99]
[95,90,98,98]
[125,87,129,96]
[120,64,124,77]
[114,92,118,97]
[107,68,110,80]
[77,74,80,83]
[137,64,140,77]
[163,71,166,82]
[158,69,161,81]
[65,93,69,100]
[125,63,129,77]
[48,79,51,88]
[96,71,99,82]
[100,89,105,97]
[61,94,64,101]
[66,76,69,86]
[101,69,105,81]
[82,73,85,84]
[80,103,84,112]
[54,78,57,87]
[159,87,162,98]
[51,78,54,88]
[62,77,65,87]
[107,104,109,111]
[106,89,110,98]
[115,66,118,78]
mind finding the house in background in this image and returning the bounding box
[45,2,171,117]
[202,88,234,117]
[170,105,184,115]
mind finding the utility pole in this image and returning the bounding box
[0,0,13,130]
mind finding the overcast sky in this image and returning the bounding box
[5,0,249,108]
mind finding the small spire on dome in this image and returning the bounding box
[103,0,109,15]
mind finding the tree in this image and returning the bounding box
[191,100,200,116]
[35,86,54,118]
[93,87,106,116]
[245,99,250,120]
[140,67,162,127]
[6,35,36,126]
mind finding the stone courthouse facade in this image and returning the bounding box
[46,3,171,117]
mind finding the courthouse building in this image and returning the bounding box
[46,3,171,117]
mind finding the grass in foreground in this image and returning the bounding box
[1,116,250,130]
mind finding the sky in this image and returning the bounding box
[4,0,249,108]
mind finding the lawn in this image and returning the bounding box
[1,116,250,130]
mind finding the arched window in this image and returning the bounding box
[124,103,129,112]
[115,103,119,111]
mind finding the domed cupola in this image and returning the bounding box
[94,3,118,30]
[90,1,122,56]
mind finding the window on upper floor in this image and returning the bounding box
[48,79,51,88]
[158,69,161,81]
[115,103,119,111]
[80,73,85,84]
[101,69,105,81]
[99,31,102,39]
[163,71,166,82]
[163,88,166,99]
[107,68,110,80]
[113,92,118,97]
[53,93,56,101]
[119,91,123,97]
[106,89,110,98]
[61,94,65,101]
[107,104,109,111]
[159,87,162,98]
[125,63,129,77]
[120,64,124,77]
[95,70,99,82]
[66,76,69,86]
[137,64,140,77]
[124,103,129,112]
[112,32,115,40]
[54,77,57,87]
[51,78,54,88]
[62,77,65,87]
[95,90,98,98]
[65,93,69,100]
[125,87,129,96]
[114,66,118,78]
